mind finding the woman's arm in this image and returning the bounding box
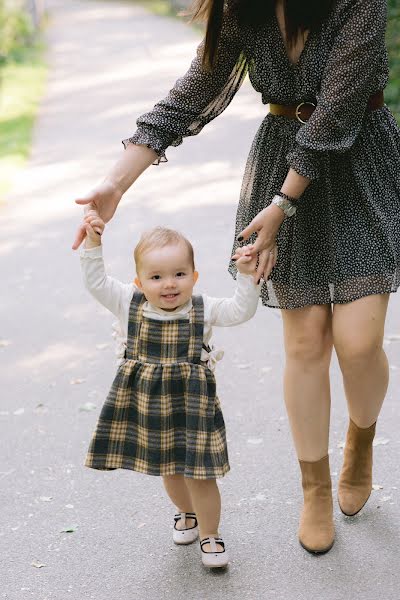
[72,12,247,248]
[287,0,388,181]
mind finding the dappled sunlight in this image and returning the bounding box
[17,341,94,371]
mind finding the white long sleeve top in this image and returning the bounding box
[80,245,261,370]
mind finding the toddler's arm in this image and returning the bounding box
[79,212,134,319]
[204,246,263,327]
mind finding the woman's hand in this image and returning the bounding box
[235,203,285,283]
[72,179,122,250]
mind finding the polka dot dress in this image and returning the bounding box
[123,0,400,309]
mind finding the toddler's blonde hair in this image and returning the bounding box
[134,227,195,273]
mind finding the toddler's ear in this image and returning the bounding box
[134,277,143,289]
[193,271,199,285]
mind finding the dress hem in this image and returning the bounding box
[84,462,230,480]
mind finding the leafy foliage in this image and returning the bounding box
[0,1,34,65]
[387,0,400,122]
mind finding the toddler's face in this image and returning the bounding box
[135,242,198,311]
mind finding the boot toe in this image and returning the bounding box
[338,491,370,516]
[299,525,335,554]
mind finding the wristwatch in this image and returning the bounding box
[271,193,297,217]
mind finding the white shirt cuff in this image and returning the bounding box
[79,245,103,259]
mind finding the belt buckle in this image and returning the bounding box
[295,101,316,124]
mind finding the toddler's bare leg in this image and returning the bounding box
[184,478,223,551]
[162,475,196,530]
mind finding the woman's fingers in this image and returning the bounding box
[256,248,271,279]
[237,221,259,243]
[72,223,87,250]
[263,253,275,280]
[272,245,278,267]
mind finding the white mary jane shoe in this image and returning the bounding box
[200,537,229,568]
[173,512,199,545]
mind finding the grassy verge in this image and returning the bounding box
[387,5,400,123]
[0,44,47,201]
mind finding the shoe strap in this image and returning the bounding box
[200,537,225,553]
[173,512,198,530]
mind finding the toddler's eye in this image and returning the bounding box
[151,275,161,280]
[176,272,186,277]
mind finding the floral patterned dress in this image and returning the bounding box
[123,0,400,309]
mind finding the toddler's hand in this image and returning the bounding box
[233,245,258,276]
[232,244,278,282]
[83,209,105,248]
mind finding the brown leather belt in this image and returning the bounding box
[269,90,384,124]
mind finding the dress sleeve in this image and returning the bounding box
[123,13,247,164]
[287,0,388,180]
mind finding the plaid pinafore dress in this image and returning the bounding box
[85,291,230,479]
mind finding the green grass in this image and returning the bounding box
[387,4,400,123]
[0,45,47,200]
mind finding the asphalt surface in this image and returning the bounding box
[1,1,400,598]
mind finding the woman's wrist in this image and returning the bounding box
[266,202,286,228]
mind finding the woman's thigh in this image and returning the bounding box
[281,303,333,364]
[332,294,390,367]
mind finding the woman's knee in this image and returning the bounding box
[335,334,383,373]
[282,305,333,366]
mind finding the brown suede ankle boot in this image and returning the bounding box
[338,419,376,516]
[298,455,335,554]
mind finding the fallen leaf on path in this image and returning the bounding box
[372,485,383,491]
[79,402,96,412]
[247,438,263,445]
[70,378,86,385]
[31,561,46,568]
[60,525,78,533]
[385,334,400,342]
[40,496,53,502]
[373,438,390,446]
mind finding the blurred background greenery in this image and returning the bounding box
[0,0,399,200]
[0,0,46,199]
[387,0,400,119]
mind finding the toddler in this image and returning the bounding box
[79,210,269,568]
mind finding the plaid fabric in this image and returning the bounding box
[85,292,230,479]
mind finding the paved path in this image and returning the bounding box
[1,1,400,598]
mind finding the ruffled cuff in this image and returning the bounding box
[122,126,170,165]
[286,144,321,181]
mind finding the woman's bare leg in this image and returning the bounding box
[333,294,390,427]
[281,304,333,461]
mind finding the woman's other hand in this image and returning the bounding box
[236,204,284,283]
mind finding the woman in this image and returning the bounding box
[72,0,400,554]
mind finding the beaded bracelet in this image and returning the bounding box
[277,191,299,203]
